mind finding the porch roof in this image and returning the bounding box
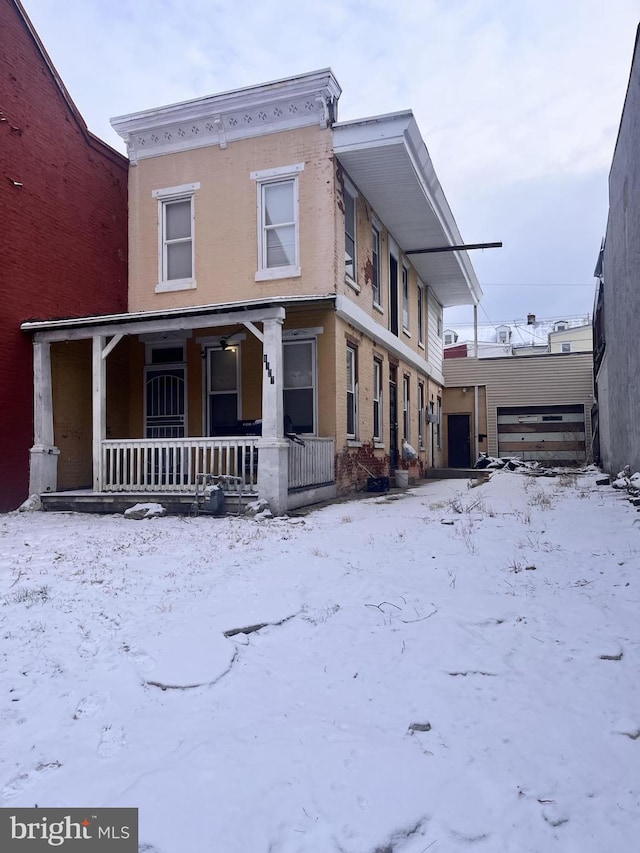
[332,112,483,309]
[20,294,337,341]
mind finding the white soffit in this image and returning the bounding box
[333,112,482,308]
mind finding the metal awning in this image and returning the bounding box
[333,111,482,308]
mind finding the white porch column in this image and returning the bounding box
[258,316,288,514]
[29,340,60,496]
[92,335,107,491]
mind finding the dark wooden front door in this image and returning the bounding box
[448,413,471,467]
[389,366,398,469]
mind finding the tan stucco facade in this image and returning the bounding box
[128,125,337,313]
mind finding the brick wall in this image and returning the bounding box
[0,0,128,510]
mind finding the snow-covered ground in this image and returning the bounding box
[1,471,639,852]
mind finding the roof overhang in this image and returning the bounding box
[333,112,482,308]
[21,294,337,342]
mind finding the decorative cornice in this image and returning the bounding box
[111,69,341,164]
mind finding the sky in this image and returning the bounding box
[20,0,640,329]
[2,471,640,850]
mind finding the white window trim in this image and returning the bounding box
[418,382,425,449]
[252,163,304,281]
[403,374,410,442]
[373,358,383,442]
[402,263,410,332]
[346,343,358,440]
[417,280,425,347]
[343,175,358,287]
[205,344,242,436]
[283,337,318,436]
[372,224,382,309]
[153,183,200,293]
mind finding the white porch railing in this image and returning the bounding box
[288,437,335,490]
[101,438,258,493]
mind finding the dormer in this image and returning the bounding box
[553,320,569,332]
[443,329,458,346]
[496,324,511,344]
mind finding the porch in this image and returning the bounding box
[22,298,338,515]
[39,435,335,514]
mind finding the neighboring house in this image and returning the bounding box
[443,353,594,467]
[0,0,128,512]
[444,314,591,359]
[21,70,481,514]
[593,25,640,476]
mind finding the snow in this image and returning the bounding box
[1,471,639,852]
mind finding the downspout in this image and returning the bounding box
[474,385,479,465]
[473,304,478,359]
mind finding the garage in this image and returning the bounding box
[497,404,586,464]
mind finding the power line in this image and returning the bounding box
[480,282,595,287]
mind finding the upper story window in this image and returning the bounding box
[402,265,410,332]
[417,283,424,346]
[554,321,569,332]
[152,183,200,293]
[436,306,443,338]
[251,163,304,281]
[561,342,571,353]
[372,225,381,307]
[343,176,358,285]
[443,329,458,346]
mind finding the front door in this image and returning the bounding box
[448,413,471,468]
[207,346,240,436]
[145,368,186,438]
[389,366,398,469]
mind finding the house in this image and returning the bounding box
[442,352,594,467]
[21,70,482,514]
[0,0,128,512]
[593,25,640,476]
[444,314,592,359]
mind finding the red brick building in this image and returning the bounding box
[0,0,128,510]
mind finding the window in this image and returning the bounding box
[402,265,410,331]
[437,397,442,450]
[497,328,510,344]
[284,340,316,434]
[417,283,424,345]
[344,178,357,283]
[418,382,425,448]
[373,359,383,442]
[444,332,454,346]
[152,183,200,292]
[554,321,568,332]
[561,342,571,353]
[372,226,381,306]
[437,307,443,337]
[402,375,410,441]
[346,344,358,438]
[251,163,303,280]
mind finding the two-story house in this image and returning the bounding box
[21,70,481,514]
[1,0,128,512]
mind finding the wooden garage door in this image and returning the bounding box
[497,404,586,463]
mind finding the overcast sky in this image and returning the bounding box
[21,0,640,328]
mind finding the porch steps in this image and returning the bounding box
[40,491,256,516]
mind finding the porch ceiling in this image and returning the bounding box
[332,112,482,308]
